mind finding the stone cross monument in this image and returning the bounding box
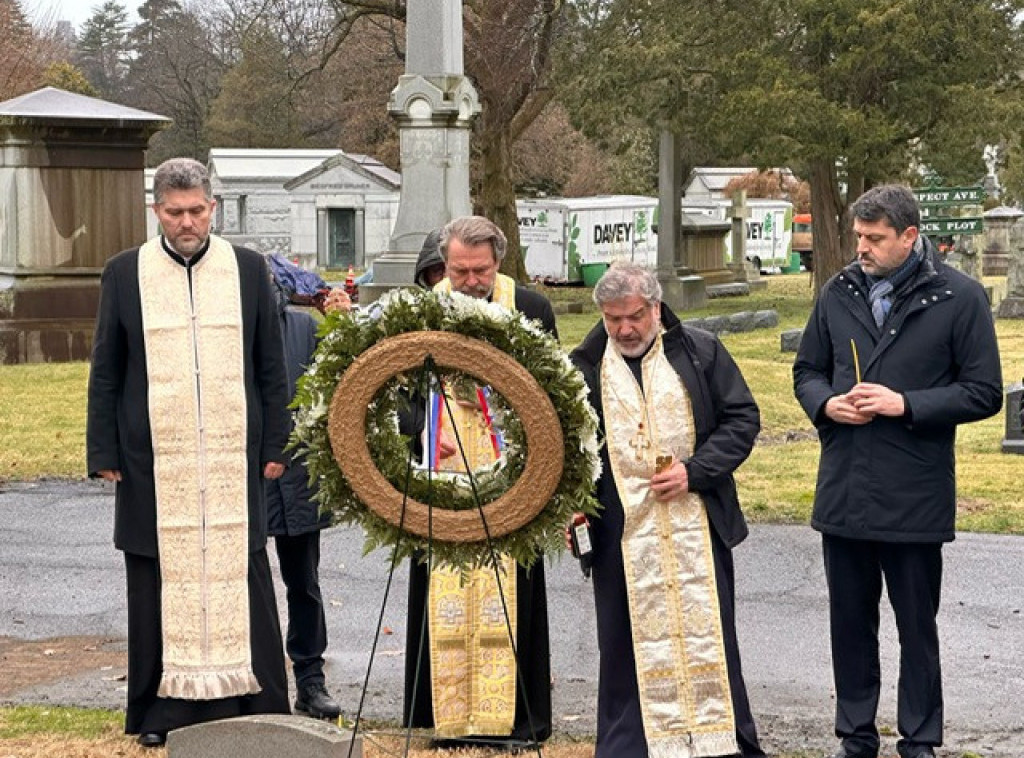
[358,0,480,303]
[655,128,705,310]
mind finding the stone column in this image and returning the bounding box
[0,87,168,364]
[656,128,704,311]
[358,0,480,304]
[997,218,1024,318]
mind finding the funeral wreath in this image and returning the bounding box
[291,288,602,569]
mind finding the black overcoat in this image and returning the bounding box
[265,306,328,536]
[86,241,290,557]
[793,241,1002,543]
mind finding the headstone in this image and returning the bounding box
[675,310,778,336]
[679,211,733,286]
[358,0,480,304]
[656,128,705,311]
[167,714,362,758]
[781,329,803,353]
[707,282,750,298]
[0,88,169,363]
[996,218,1024,318]
[946,236,982,282]
[982,206,1022,276]
[1002,381,1024,455]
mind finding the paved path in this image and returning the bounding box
[1,479,1022,756]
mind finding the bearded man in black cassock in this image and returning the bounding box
[87,158,291,749]
[402,216,557,749]
[570,262,766,758]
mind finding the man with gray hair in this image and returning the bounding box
[88,157,291,747]
[794,184,1002,758]
[403,215,557,750]
[569,262,765,758]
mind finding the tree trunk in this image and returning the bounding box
[476,116,529,282]
[809,158,847,294]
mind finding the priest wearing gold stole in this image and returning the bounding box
[569,263,765,758]
[87,158,291,748]
[403,216,557,749]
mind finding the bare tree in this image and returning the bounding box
[0,0,69,100]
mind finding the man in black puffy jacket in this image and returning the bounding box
[794,184,1002,758]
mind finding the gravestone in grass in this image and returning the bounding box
[167,714,362,758]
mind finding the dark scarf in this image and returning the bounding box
[864,238,922,328]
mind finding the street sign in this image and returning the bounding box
[919,217,984,235]
[913,186,986,206]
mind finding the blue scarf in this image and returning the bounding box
[864,240,922,328]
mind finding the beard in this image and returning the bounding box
[456,282,494,300]
[612,327,659,358]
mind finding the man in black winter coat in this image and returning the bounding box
[794,185,1002,758]
[569,262,766,758]
[265,277,345,720]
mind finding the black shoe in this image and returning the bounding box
[901,749,936,758]
[827,746,878,758]
[137,732,166,748]
[294,681,342,720]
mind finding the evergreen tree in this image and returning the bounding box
[122,0,223,162]
[205,23,303,148]
[42,62,99,97]
[76,0,131,97]
[562,0,1024,290]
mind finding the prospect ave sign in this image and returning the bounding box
[913,186,987,206]
[912,186,986,236]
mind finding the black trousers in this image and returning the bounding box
[822,535,943,757]
[123,548,289,735]
[592,527,765,758]
[273,532,329,688]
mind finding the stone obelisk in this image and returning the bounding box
[358,0,480,303]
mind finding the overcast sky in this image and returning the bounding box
[28,0,148,33]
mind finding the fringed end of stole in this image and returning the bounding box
[157,667,262,700]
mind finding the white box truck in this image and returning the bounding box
[517,196,659,281]
[517,194,794,280]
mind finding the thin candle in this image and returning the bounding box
[850,338,862,384]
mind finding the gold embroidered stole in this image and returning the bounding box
[601,334,737,758]
[427,273,519,736]
[138,235,260,700]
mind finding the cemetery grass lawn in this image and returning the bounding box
[1,275,1022,535]
[0,706,823,757]
[0,362,88,480]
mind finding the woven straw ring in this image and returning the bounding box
[327,330,564,542]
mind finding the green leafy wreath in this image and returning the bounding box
[291,287,602,569]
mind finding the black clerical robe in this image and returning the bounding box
[403,283,557,745]
[87,236,291,734]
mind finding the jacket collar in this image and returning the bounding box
[575,301,683,366]
[840,234,944,295]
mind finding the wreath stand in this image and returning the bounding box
[342,354,546,758]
